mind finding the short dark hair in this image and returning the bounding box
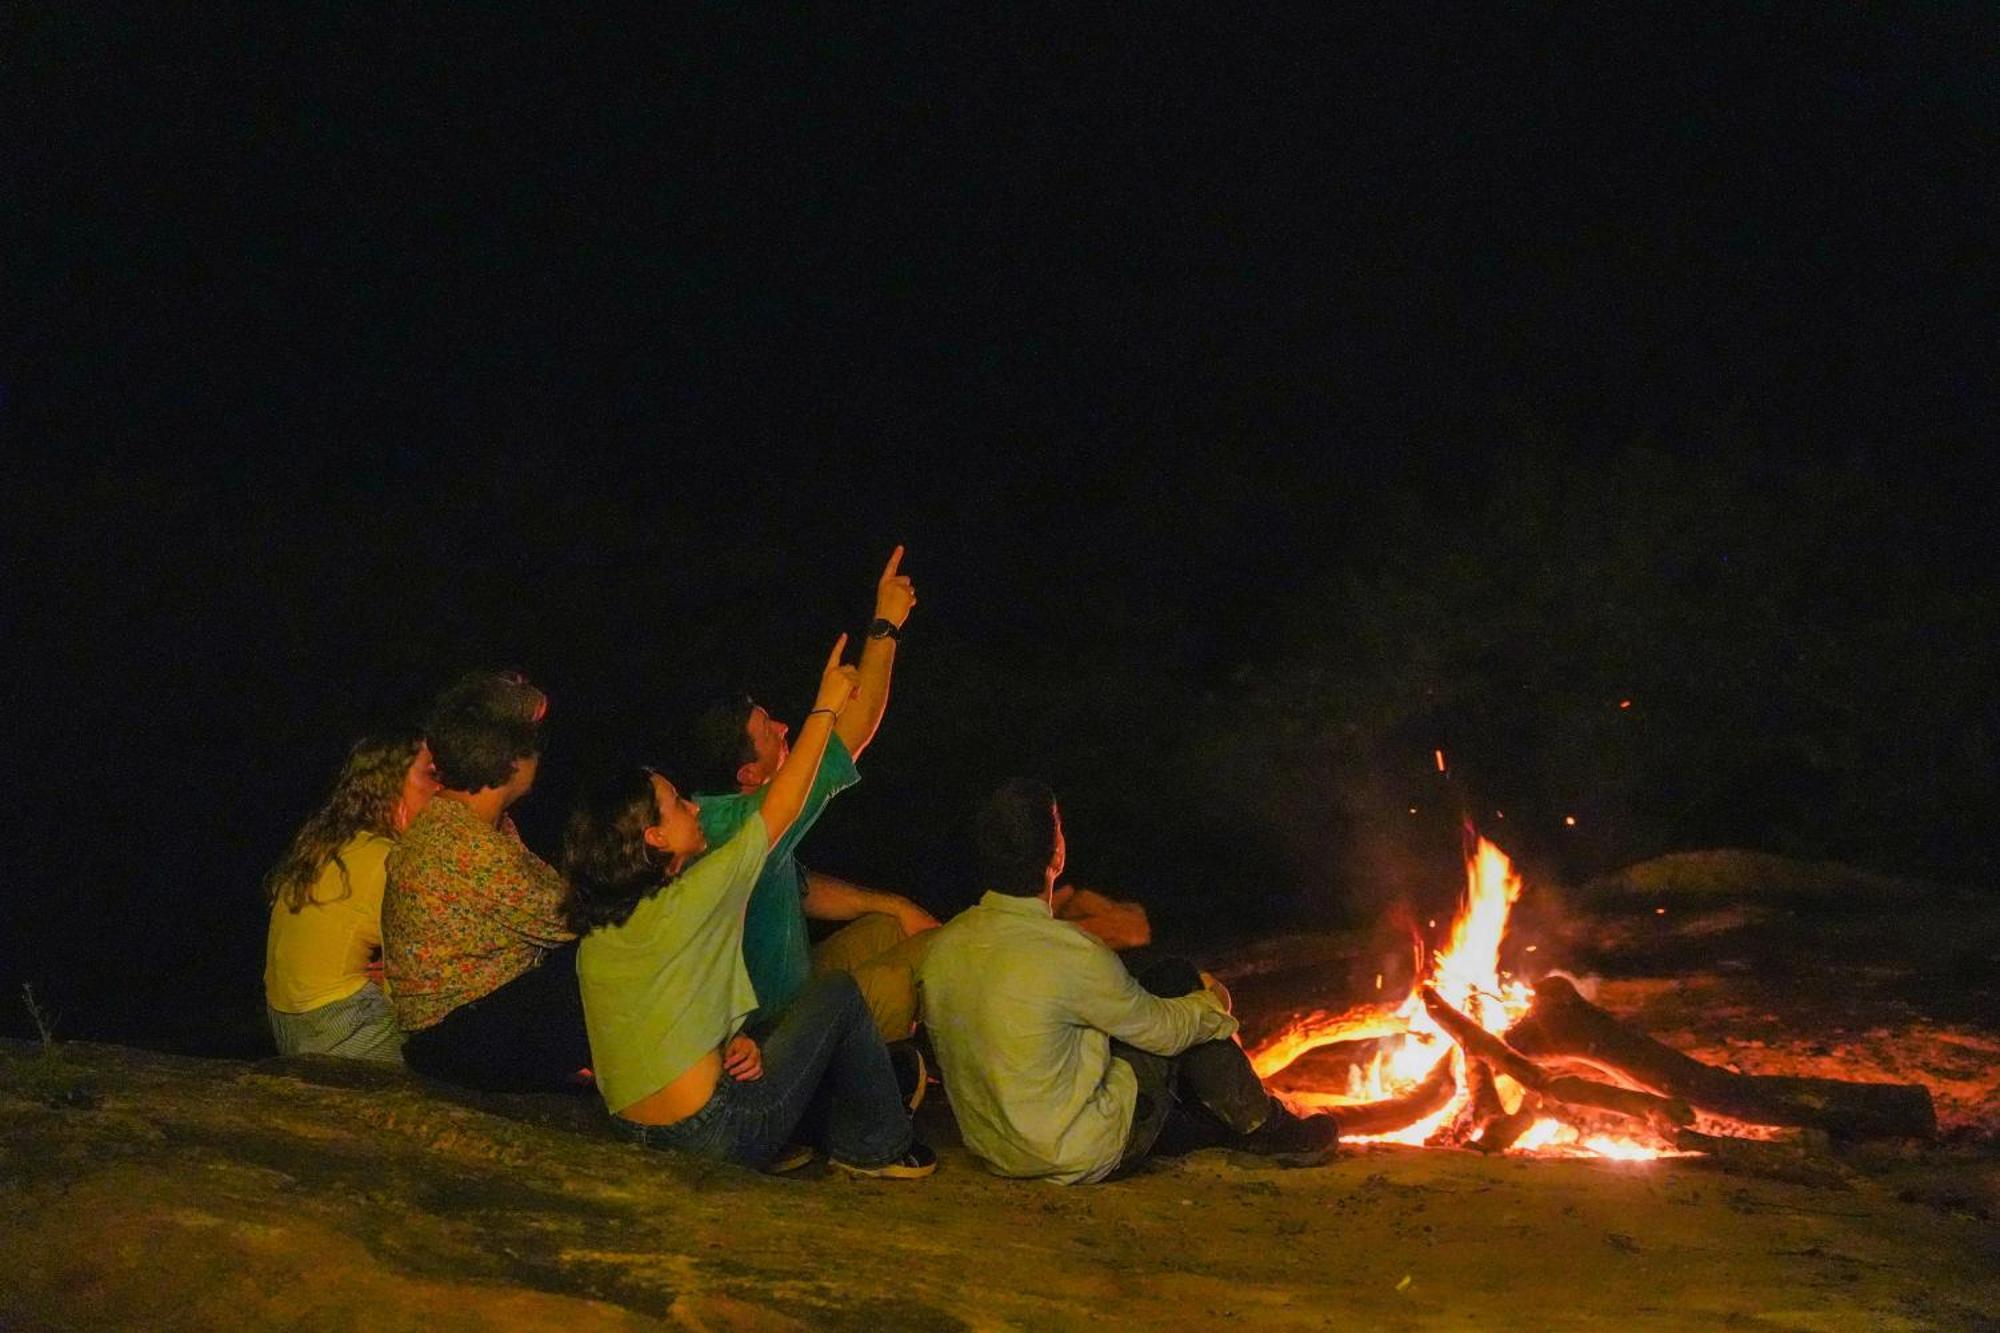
[425,671,546,792]
[688,692,759,793]
[561,767,666,933]
[974,778,1059,896]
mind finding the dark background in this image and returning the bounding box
[4,7,1993,1055]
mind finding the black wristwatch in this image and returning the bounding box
[868,618,903,641]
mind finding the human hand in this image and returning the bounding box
[873,544,917,628]
[813,633,860,716]
[894,899,942,936]
[1199,970,1234,1016]
[723,1033,763,1081]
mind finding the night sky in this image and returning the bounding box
[5,8,1994,1055]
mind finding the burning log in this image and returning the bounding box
[1471,1092,1541,1154]
[1466,1058,1504,1123]
[1418,986,1694,1133]
[1323,1052,1459,1138]
[1436,1057,1506,1147]
[1508,976,1937,1142]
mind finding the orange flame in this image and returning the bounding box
[1251,833,1673,1158]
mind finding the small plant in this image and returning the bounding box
[21,982,59,1053]
[9,982,96,1109]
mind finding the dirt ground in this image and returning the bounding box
[4,851,1997,1330]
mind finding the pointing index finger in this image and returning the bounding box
[825,632,849,670]
[881,544,905,580]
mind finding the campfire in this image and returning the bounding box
[1248,830,1937,1160]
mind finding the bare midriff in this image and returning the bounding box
[616,1048,724,1125]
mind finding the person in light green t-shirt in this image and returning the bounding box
[565,635,935,1180]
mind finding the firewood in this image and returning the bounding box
[1471,1091,1542,1154]
[1467,1057,1505,1123]
[1672,1127,1854,1186]
[1545,1075,1693,1132]
[1417,987,1548,1090]
[1419,987,1693,1132]
[1324,1052,1458,1137]
[1509,975,1937,1141]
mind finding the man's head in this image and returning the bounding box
[424,670,548,802]
[974,778,1066,897]
[690,692,790,793]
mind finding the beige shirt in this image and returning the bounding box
[918,891,1237,1184]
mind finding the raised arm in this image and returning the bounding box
[762,634,859,848]
[835,545,916,759]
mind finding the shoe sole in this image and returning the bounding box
[828,1157,936,1180]
[766,1146,814,1173]
[894,1045,928,1115]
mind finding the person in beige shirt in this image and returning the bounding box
[919,780,1336,1183]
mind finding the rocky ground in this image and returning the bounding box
[3,851,1997,1330]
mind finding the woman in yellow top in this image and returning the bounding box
[264,732,439,1061]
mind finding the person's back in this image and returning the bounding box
[266,832,393,1013]
[383,797,566,1030]
[380,670,589,1093]
[921,895,1156,1182]
[922,779,1333,1185]
[263,733,436,1063]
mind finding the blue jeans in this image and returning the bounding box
[613,973,910,1170]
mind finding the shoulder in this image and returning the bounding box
[341,834,395,876]
[696,789,759,838]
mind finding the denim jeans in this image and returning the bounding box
[267,981,404,1064]
[613,972,911,1170]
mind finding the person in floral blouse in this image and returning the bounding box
[383,670,588,1092]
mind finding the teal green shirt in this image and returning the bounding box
[694,733,859,1024]
[577,813,770,1115]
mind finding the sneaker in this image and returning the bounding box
[829,1140,937,1180]
[1238,1108,1339,1167]
[889,1042,928,1114]
[766,1143,814,1173]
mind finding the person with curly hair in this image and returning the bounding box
[263,731,439,1061]
[563,636,933,1179]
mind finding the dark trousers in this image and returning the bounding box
[403,942,592,1093]
[1111,956,1271,1172]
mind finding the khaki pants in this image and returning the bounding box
[809,913,936,1043]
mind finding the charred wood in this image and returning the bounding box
[1471,1092,1543,1155]
[1510,975,1937,1141]
[1419,987,1693,1132]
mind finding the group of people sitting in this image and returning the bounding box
[263,548,1337,1185]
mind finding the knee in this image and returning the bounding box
[1134,955,1204,998]
[853,911,909,948]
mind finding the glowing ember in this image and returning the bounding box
[1253,832,1676,1159]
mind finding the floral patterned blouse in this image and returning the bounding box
[382,797,573,1031]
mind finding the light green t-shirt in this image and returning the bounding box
[578,813,770,1115]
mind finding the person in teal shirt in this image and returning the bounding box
[690,546,940,1042]
[565,634,934,1179]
